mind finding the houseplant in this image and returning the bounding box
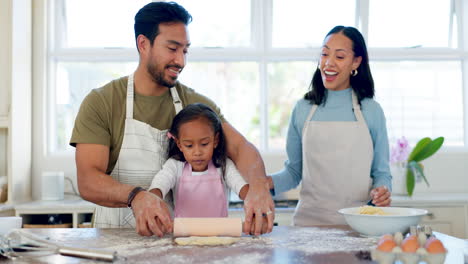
[405,137,444,196]
[390,137,444,196]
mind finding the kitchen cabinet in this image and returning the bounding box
[392,193,468,239]
[0,204,14,216]
[419,206,466,237]
[14,195,96,228]
[0,0,11,196]
[0,2,11,120]
[0,0,33,205]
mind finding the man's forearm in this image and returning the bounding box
[231,141,268,186]
[78,169,134,208]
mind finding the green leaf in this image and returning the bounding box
[412,137,444,162]
[405,136,444,196]
[406,167,415,196]
[407,137,431,162]
[408,161,430,186]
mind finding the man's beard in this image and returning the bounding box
[147,61,177,88]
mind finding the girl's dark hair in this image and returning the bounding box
[134,2,192,51]
[305,25,375,105]
[168,103,227,177]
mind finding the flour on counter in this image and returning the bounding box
[209,253,270,264]
[105,228,377,261]
[32,227,378,263]
[275,227,378,254]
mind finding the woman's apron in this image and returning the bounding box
[293,90,373,226]
[93,73,183,228]
[174,161,228,217]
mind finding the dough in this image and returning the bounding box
[358,206,389,215]
[175,236,240,246]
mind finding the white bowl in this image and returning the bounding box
[338,207,427,237]
[0,216,22,236]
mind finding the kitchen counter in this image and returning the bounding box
[392,193,468,206]
[9,192,468,212]
[0,204,14,212]
[0,226,467,263]
[13,195,95,212]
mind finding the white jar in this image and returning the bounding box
[390,163,407,195]
[41,171,64,200]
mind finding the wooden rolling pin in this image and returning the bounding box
[173,217,242,237]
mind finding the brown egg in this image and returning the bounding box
[425,237,446,253]
[377,234,396,252]
[401,235,419,252]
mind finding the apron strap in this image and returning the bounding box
[303,104,318,136]
[351,90,366,123]
[170,87,183,114]
[126,74,184,119]
[302,89,366,135]
[126,74,135,119]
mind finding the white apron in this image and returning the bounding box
[94,73,183,228]
[293,90,373,226]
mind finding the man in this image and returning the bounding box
[70,1,274,237]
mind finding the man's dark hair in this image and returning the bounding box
[134,2,192,51]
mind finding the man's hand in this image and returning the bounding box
[131,191,173,237]
[370,186,391,207]
[221,122,274,235]
[243,179,275,236]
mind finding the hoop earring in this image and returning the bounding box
[351,69,358,77]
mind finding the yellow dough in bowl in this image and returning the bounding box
[358,206,389,215]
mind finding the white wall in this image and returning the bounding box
[263,151,468,198]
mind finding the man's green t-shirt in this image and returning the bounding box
[70,76,225,174]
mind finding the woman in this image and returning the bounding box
[269,26,392,226]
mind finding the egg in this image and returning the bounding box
[379,234,394,242]
[401,235,419,252]
[393,232,404,245]
[425,237,446,253]
[377,234,396,252]
[418,231,427,245]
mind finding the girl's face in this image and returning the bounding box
[175,118,219,172]
[319,33,362,91]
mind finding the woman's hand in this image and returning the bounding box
[369,186,391,207]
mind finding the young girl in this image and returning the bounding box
[149,103,249,217]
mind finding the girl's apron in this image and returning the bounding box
[93,73,183,228]
[174,161,228,217]
[294,90,373,226]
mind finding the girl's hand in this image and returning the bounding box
[369,186,391,207]
[266,176,274,189]
[239,184,249,200]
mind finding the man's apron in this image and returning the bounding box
[293,90,373,226]
[93,73,183,228]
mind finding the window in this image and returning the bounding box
[272,0,355,48]
[46,0,467,157]
[368,0,454,48]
